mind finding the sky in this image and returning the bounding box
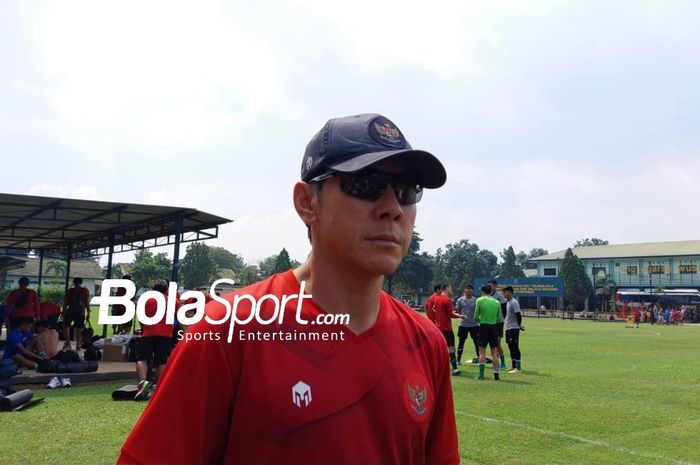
[2,0,699,266]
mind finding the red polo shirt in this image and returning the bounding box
[425,294,438,324]
[6,288,40,319]
[118,270,459,465]
[141,292,179,338]
[434,295,457,332]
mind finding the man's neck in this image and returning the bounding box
[293,255,384,335]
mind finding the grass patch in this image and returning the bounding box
[1,319,698,464]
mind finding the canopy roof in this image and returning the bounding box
[0,193,232,259]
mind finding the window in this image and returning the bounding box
[544,268,557,276]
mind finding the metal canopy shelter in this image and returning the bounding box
[0,193,232,337]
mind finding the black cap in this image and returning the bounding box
[301,113,446,188]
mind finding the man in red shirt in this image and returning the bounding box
[61,277,90,350]
[424,283,442,324]
[118,113,458,465]
[4,277,40,330]
[133,279,178,400]
[433,284,464,376]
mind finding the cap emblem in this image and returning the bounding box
[368,116,406,148]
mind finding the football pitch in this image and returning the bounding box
[1,318,698,465]
[451,318,700,465]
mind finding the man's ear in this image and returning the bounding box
[293,182,318,227]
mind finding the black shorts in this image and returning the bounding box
[457,326,478,340]
[505,328,520,345]
[136,336,175,366]
[441,330,455,347]
[478,324,499,349]
[64,311,85,329]
[496,322,504,337]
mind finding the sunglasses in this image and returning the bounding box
[310,169,423,205]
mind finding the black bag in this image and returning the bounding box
[84,341,102,362]
[81,320,94,342]
[37,359,98,374]
[52,351,81,363]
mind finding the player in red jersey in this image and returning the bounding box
[433,284,465,376]
[424,283,442,324]
[118,113,458,465]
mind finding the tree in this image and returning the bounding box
[387,232,433,296]
[209,247,246,274]
[574,238,609,247]
[129,250,173,290]
[102,264,124,278]
[273,248,293,274]
[560,248,593,310]
[594,274,617,312]
[180,242,218,289]
[46,260,66,278]
[499,246,526,278]
[258,255,278,279]
[462,250,499,288]
[517,248,550,269]
[236,266,261,286]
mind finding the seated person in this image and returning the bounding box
[2,317,47,369]
[30,320,60,359]
[39,302,61,329]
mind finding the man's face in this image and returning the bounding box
[503,290,512,300]
[465,287,473,298]
[311,159,417,277]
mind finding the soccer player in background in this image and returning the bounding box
[474,284,502,381]
[61,277,90,351]
[502,286,524,373]
[424,283,442,325]
[118,113,459,464]
[455,284,479,365]
[488,278,508,370]
[434,284,465,376]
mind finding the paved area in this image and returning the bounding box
[12,360,134,385]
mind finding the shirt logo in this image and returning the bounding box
[407,383,427,416]
[402,371,431,422]
[292,380,312,408]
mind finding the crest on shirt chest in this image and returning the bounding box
[403,371,432,422]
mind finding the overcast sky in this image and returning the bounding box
[2,1,699,265]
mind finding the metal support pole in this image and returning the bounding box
[171,217,183,284]
[64,245,72,292]
[37,249,45,299]
[104,234,114,338]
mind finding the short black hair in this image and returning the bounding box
[434,284,442,294]
[18,316,34,327]
[487,278,497,285]
[465,284,474,289]
[502,286,514,293]
[480,285,492,295]
[440,283,450,291]
[122,274,132,280]
[73,277,83,285]
[153,279,168,294]
[35,320,50,330]
[18,276,29,285]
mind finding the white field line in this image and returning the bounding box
[455,411,696,465]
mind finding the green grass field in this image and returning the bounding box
[1,318,698,465]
